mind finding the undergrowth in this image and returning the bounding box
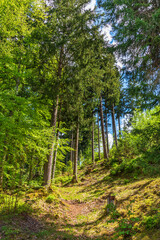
[0,193,32,215]
[109,106,160,178]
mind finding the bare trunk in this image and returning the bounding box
[111,103,118,147]
[156,0,159,7]
[92,115,95,165]
[97,112,101,160]
[100,96,108,159]
[52,105,62,181]
[118,115,121,136]
[72,122,79,183]
[44,95,59,186]
[105,100,109,153]
[72,137,75,170]
[70,131,74,165]
[51,128,60,181]
[44,47,63,187]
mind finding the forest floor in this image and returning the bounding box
[0,161,160,240]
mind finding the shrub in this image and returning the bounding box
[110,106,160,177]
[142,213,160,229]
[46,195,56,203]
[107,201,140,239]
[54,175,72,185]
[0,193,32,214]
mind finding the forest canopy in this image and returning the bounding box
[0,0,159,189]
[0,1,160,239]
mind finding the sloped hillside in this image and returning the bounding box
[0,161,160,240]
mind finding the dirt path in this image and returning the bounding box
[62,198,106,224]
[63,200,91,219]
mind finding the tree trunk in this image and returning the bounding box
[44,47,63,187]
[52,104,62,182]
[51,128,59,181]
[92,114,95,165]
[72,137,75,170]
[105,100,109,153]
[97,112,101,160]
[118,115,121,137]
[156,0,159,7]
[72,122,79,183]
[70,131,74,165]
[44,95,59,186]
[100,96,108,159]
[111,103,118,147]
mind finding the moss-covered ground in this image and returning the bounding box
[0,161,160,239]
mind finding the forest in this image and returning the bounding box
[0,0,160,239]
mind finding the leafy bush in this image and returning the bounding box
[107,201,140,239]
[142,213,160,229]
[106,203,120,220]
[46,194,56,203]
[110,106,160,177]
[54,175,72,185]
[0,193,32,214]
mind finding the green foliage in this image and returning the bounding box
[0,0,120,189]
[0,193,32,214]
[1,226,20,238]
[106,203,120,220]
[64,161,73,175]
[116,216,139,239]
[98,0,160,80]
[107,201,139,239]
[142,212,160,230]
[28,180,43,189]
[0,194,18,214]
[45,194,56,204]
[54,175,72,185]
[0,91,51,188]
[110,106,160,177]
[98,0,160,114]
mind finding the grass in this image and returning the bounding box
[0,162,160,239]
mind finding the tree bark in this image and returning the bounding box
[105,100,109,153]
[111,103,118,147]
[118,115,121,136]
[97,112,101,160]
[51,128,60,181]
[72,122,79,183]
[44,95,59,186]
[72,137,75,170]
[44,47,63,186]
[51,104,62,181]
[156,0,159,7]
[100,96,108,159]
[92,114,95,165]
[70,131,74,166]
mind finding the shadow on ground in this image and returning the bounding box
[0,209,111,240]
